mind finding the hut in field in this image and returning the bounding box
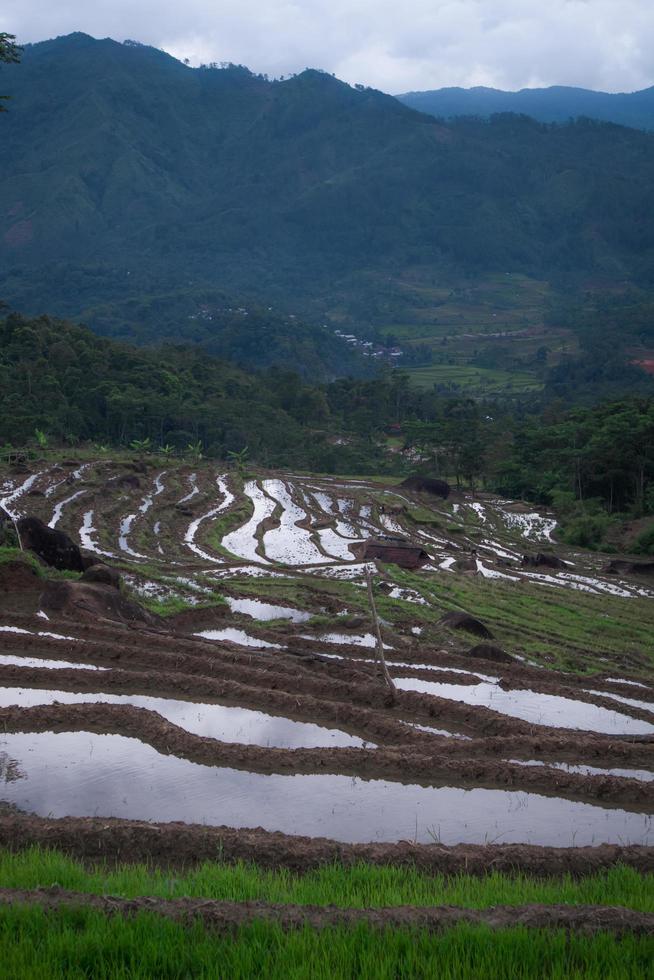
[357,535,429,569]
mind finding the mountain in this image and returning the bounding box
[2,33,654,356]
[397,85,654,130]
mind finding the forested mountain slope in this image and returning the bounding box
[2,33,654,346]
[398,84,654,130]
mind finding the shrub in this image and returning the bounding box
[632,522,654,556]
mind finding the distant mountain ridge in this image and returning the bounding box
[397,84,654,130]
[2,33,654,353]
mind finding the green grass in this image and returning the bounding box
[0,547,81,581]
[2,906,653,979]
[379,565,654,674]
[138,595,226,617]
[0,546,44,574]
[2,850,653,912]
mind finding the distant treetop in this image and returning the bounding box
[0,32,21,112]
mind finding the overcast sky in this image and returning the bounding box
[5,0,654,93]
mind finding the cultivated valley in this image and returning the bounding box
[1,28,653,979]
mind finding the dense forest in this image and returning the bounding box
[3,33,654,344]
[0,310,347,469]
[2,310,653,551]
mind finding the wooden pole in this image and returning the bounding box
[365,568,397,699]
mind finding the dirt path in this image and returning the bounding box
[1,812,653,876]
[1,887,652,935]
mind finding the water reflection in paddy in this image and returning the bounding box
[225,597,312,623]
[194,628,283,649]
[0,655,109,672]
[1,731,651,846]
[394,678,654,736]
[0,687,366,749]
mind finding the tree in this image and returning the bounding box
[0,33,21,112]
[227,446,249,474]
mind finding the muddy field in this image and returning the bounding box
[1,458,653,863]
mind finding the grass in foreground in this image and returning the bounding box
[1,849,653,912]
[1,906,652,979]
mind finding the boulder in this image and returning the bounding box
[80,552,100,571]
[400,476,450,498]
[452,558,477,573]
[467,643,513,664]
[81,563,122,590]
[439,611,493,639]
[40,580,163,629]
[16,516,84,572]
[521,553,566,570]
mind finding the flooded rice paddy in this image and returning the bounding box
[0,688,367,748]
[224,597,312,623]
[193,628,283,649]
[1,731,651,846]
[3,460,654,850]
[393,678,654,735]
[0,656,109,671]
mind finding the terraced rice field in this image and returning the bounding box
[0,458,653,865]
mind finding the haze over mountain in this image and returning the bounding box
[2,32,654,365]
[398,85,654,131]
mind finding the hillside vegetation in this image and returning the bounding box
[2,310,653,551]
[3,33,654,360]
[398,83,654,130]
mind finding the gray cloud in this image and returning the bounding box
[5,0,654,93]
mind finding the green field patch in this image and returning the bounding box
[404,363,541,394]
[2,849,653,912]
[381,566,654,673]
[3,906,652,980]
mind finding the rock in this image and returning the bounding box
[16,516,84,572]
[40,580,164,629]
[452,558,477,573]
[439,611,493,639]
[400,476,450,498]
[81,564,122,590]
[80,552,99,571]
[467,643,513,664]
[606,559,654,577]
[521,553,566,570]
